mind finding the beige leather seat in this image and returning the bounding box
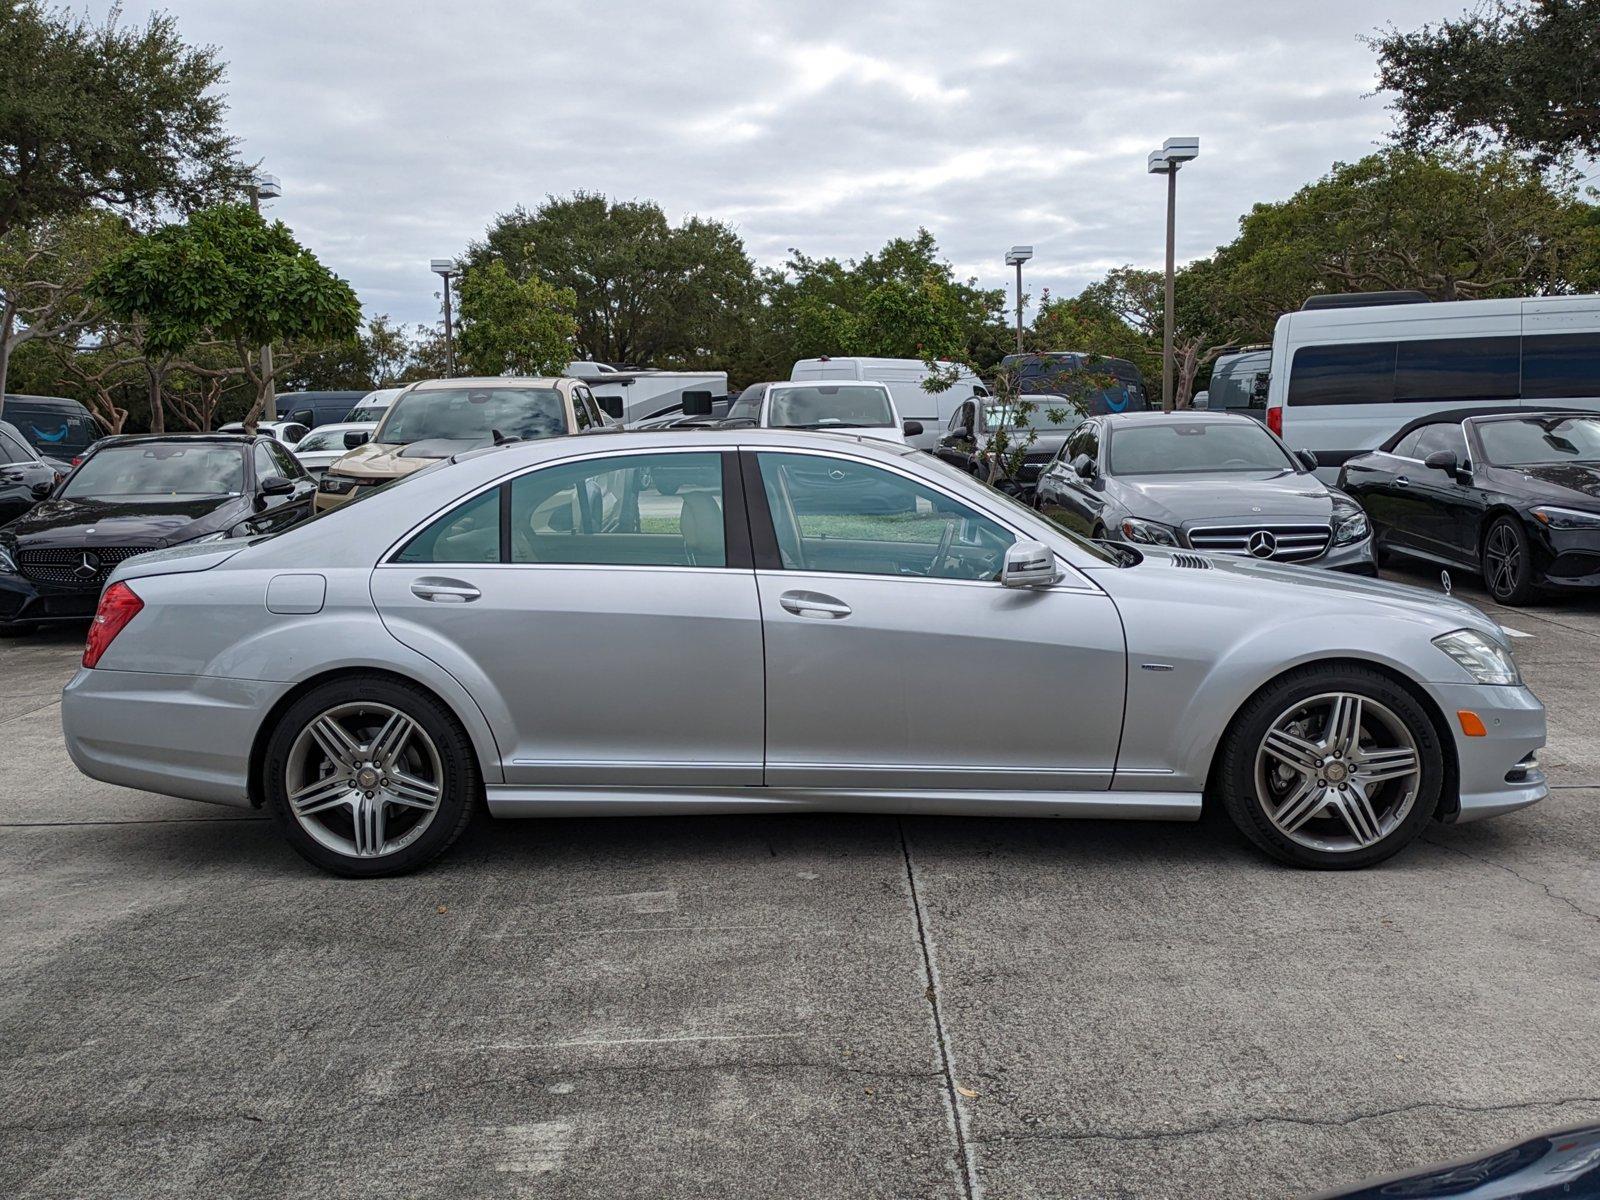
[679,491,724,566]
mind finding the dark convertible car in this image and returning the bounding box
[0,434,316,634]
[1339,408,1600,605]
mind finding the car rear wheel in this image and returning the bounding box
[1214,664,1443,869]
[1482,516,1536,606]
[262,675,479,877]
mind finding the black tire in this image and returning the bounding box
[1481,515,1537,606]
[1213,663,1444,870]
[262,674,480,877]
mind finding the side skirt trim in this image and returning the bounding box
[485,785,1202,821]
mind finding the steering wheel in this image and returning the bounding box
[931,520,958,574]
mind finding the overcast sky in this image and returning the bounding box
[120,0,1456,336]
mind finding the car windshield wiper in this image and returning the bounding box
[783,421,881,429]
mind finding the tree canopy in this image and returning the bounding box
[0,1,245,239]
[1373,0,1600,166]
[456,260,577,377]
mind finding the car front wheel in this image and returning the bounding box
[1215,665,1443,869]
[1482,515,1536,606]
[262,675,479,877]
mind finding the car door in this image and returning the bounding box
[1036,421,1103,537]
[934,401,978,474]
[265,440,317,527]
[0,426,50,525]
[746,448,1126,792]
[1405,422,1481,564]
[370,447,765,787]
[1347,429,1429,555]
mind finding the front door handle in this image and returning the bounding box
[1394,476,1411,488]
[779,590,852,619]
[411,577,481,603]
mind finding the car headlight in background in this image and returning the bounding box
[1531,505,1600,530]
[1433,628,1521,686]
[1120,517,1180,546]
[1331,502,1370,545]
[0,545,15,574]
[319,475,358,495]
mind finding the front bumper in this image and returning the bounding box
[1534,524,1600,589]
[1432,682,1548,823]
[61,667,290,807]
[0,570,100,627]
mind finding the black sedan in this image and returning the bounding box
[934,393,1084,493]
[1339,408,1600,605]
[0,434,316,634]
[0,420,61,528]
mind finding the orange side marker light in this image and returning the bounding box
[1457,710,1488,737]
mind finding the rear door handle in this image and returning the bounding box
[411,577,481,603]
[1394,476,1410,488]
[779,590,852,619]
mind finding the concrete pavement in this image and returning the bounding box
[2,566,1598,1199]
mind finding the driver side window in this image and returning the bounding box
[755,452,1013,581]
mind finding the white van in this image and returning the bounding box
[1265,292,1600,479]
[790,357,987,450]
[345,387,404,424]
[566,362,728,425]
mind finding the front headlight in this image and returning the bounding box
[1331,503,1369,546]
[188,532,229,544]
[0,544,15,574]
[1433,629,1521,686]
[1120,517,1180,546]
[1531,505,1600,530]
[319,474,359,495]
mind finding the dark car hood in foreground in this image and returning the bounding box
[1310,1120,1600,1198]
[1502,460,1600,503]
[0,495,245,550]
[1113,470,1333,527]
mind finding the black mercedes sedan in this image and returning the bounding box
[0,420,62,528]
[1339,408,1600,605]
[0,433,316,634]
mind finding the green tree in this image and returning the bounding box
[0,207,130,406]
[90,203,360,429]
[456,260,577,377]
[0,1,245,238]
[1372,0,1600,166]
[468,192,757,368]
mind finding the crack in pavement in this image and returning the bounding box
[977,1094,1600,1146]
[1424,836,1600,925]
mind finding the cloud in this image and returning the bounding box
[119,0,1449,331]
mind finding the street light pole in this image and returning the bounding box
[1004,245,1033,355]
[250,173,282,421]
[431,259,460,376]
[1147,138,1199,412]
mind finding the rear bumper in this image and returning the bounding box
[1431,682,1548,823]
[61,668,289,808]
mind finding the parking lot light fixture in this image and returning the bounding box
[1148,137,1199,411]
[249,174,284,421]
[431,259,461,377]
[1005,245,1033,354]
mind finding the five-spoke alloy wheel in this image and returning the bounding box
[1482,515,1536,606]
[1217,665,1443,868]
[263,675,478,876]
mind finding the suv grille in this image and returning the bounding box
[1186,524,1330,563]
[17,546,150,589]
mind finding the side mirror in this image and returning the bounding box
[902,420,923,438]
[1191,390,1209,410]
[344,430,370,449]
[1296,449,1319,472]
[29,481,53,500]
[1072,454,1097,480]
[596,394,624,420]
[1423,450,1458,474]
[259,475,295,497]
[1000,540,1062,588]
[681,390,713,417]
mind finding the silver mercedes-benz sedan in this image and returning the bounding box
[60,429,1546,877]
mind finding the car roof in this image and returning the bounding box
[1097,410,1253,428]
[408,376,565,391]
[96,433,255,448]
[1377,406,1595,452]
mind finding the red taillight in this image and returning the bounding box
[1266,406,1283,437]
[71,456,83,467]
[83,581,143,668]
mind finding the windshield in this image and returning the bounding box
[1478,416,1600,466]
[344,404,386,422]
[64,443,244,498]
[295,429,351,454]
[1008,358,1150,414]
[9,408,98,457]
[377,388,567,446]
[1108,421,1296,476]
[767,385,894,429]
[983,401,1084,433]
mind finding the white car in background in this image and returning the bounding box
[218,419,308,446]
[345,387,404,425]
[757,380,921,445]
[291,422,376,478]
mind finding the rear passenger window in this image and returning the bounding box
[1395,337,1519,403]
[1522,332,1600,399]
[508,452,726,567]
[1287,343,1397,406]
[396,487,502,563]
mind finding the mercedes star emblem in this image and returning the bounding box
[1246,530,1277,559]
[73,551,100,580]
